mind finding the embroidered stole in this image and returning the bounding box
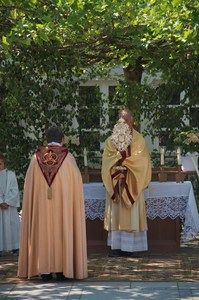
[111,146,135,206]
[36,146,68,199]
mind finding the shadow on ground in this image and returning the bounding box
[0,237,198,283]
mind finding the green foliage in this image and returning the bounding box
[0,0,199,189]
[0,40,83,188]
[174,129,199,154]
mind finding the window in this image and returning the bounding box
[108,86,118,128]
[190,107,199,127]
[78,86,100,129]
[156,84,181,105]
[77,86,101,151]
[169,90,181,105]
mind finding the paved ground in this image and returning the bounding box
[0,237,199,299]
[0,281,199,299]
[1,238,199,283]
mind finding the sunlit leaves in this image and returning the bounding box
[10,9,17,19]
[0,0,198,179]
[2,36,9,45]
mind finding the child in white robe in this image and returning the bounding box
[0,154,20,255]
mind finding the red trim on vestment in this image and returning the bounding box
[36,145,68,187]
[111,145,134,205]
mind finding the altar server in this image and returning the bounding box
[0,154,20,255]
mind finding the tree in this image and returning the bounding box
[0,0,199,184]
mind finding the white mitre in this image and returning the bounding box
[111,118,133,152]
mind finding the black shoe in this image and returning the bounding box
[56,272,67,281]
[108,250,123,257]
[41,273,53,281]
[120,251,138,257]
[12,249,19,256]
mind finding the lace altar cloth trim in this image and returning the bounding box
[84,196,198,242]
[84,196,189,221]
[146,196,188,220]
[85,198,105,221]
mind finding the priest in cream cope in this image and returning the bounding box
[101,109,152,256]
[18,126,87,280]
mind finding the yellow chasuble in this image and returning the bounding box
[102,129,152,232]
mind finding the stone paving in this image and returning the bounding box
[0,281,199,299]
[0,237,199,299]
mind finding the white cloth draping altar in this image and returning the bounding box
[83,181,199,242]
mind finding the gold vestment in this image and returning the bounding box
[102,129,152,232]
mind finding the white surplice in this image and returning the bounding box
[107,231,148,252]
[0,169,20,251]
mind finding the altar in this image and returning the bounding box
[83,181,199,252]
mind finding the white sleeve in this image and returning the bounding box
[5,171,20,207]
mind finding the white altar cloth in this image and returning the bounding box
[83,181,199,242]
